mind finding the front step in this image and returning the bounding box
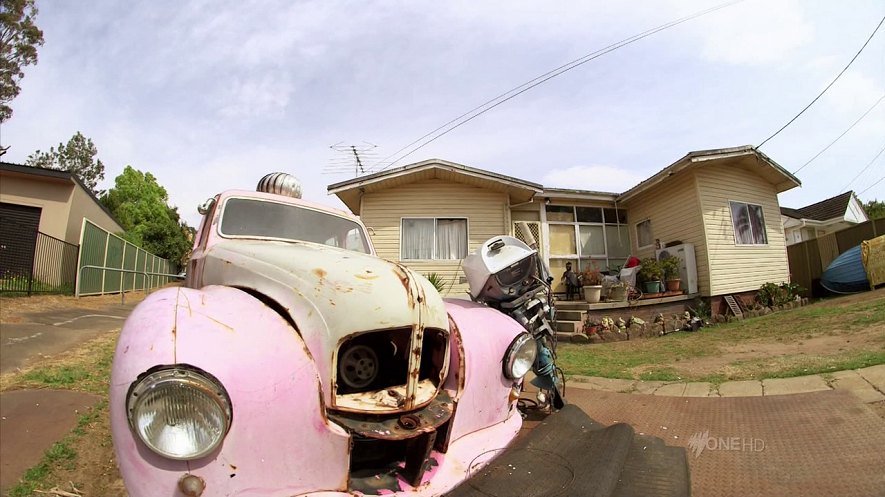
[555,320,582,333]
[557,309,585,322]
[445,405,690,497]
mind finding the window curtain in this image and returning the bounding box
[731,202,767,245]
[748,204,768,244]
[402,219,434,259]
[731,203,753,245]
[436,219,467,259]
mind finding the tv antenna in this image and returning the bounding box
[324,142,379,177]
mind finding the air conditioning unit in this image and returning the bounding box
[656,243,698,295]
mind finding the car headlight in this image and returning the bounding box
[126,366,232,460]
[503,333,537,380]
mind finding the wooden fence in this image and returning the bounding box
[787,218,885,296]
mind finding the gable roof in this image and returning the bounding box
[780,191,855,221]
[618,145,801,203]
[328,158,543,213]
[0,161,123,228]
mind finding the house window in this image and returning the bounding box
[545,204,629,274]
[730,201,768,245]
[401,218,467,260]
[636,219,653,248]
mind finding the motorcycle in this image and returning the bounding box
[463,224,565,411]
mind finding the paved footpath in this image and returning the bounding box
[567,364,885,404]
[0,301,139,495]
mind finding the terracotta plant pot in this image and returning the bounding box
[666,278,682,292]
[583,285,602,303]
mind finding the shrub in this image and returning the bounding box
[756,282,804,307]
[637,258,662,283]
[424,272,446,293]
[660,256,681,281]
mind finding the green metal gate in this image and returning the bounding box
[76,219,176,296]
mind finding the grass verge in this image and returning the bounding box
[3,332,119,496]
[558,293,885,382]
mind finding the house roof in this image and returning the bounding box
[618,145,801,203]
[0,161,123,228]
[541,187,618,202]
[780,191,855,221]
[327,158,543,213]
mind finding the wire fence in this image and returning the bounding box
[0,231,79,295]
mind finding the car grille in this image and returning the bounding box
[333,327,449,413]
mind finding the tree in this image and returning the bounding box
[26,132,106,195]
[0,0,44,122]
[863,199,885,220]
[102,166,193,267]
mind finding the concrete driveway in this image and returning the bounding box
[559,386,885,497]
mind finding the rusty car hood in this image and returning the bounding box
[197,240,449,392]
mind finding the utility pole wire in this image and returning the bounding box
[841,143,885,193]
[371,0,745,173]
[858,175,884,196]
[758,15,885,149]
[793,93,885,174]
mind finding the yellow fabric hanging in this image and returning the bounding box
[861,235,885,289]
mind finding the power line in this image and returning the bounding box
[371,0,745,173]
[858,175,885,196]
[793,93,885,174]
[841,143,885,193]
[758,15,885,149]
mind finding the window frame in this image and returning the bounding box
[400,217,469,261]
[545,204,630,273]
[636,219,654,250]
[728,200,769,246]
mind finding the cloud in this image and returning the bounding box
[542,164,649,194]
[684,0,813,65]
[216,73,294,119]
[821,72,884,115]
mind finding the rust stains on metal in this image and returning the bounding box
[317,381,331,425]
[313,268,328,280]
[354,269,379,280]
[391,263,415,308]
[448,315,466,395]
[398,414,420,430]
[177,473,206,497]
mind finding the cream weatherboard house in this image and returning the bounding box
[328,146,801,302]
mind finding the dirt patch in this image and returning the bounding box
[47,403,126,497]
[0,292,148,324]
[659,323,885,378]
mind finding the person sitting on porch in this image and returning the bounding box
[561,262,580,300]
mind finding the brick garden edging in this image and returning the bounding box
[572,297,811,344]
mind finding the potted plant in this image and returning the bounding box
[607,280,628,302]
[580,264,604,303]
[637,257,663,294]
[660,256,682,292]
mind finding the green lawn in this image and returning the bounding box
[557,293,885,382]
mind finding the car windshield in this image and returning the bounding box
[219,197,371,254]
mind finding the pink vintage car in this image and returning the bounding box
[110,173,543,497]
[110,173,689,497]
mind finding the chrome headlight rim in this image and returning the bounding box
[502,332,537,380]
[126,365,232,461]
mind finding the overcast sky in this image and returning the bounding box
[2,0,883,228]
